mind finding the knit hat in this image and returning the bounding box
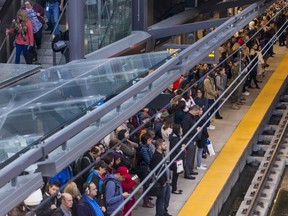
[161,109,169,118]
[24,189,43,206]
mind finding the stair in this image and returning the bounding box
[13,29,66,69]
[0,0,6,11]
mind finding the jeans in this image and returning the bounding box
[15,44,28,64]
[156,183,171,216]
[45,2,60,36]
[197,147,203,167]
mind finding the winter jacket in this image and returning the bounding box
[104,174,124,215]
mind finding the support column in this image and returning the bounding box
[132,0,148,31]
[69,0,84,61]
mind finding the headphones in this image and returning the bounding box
[85,186,90,195]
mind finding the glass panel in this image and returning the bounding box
[0,64,40,88]
[84,0,132,54]
[0,51,172,165]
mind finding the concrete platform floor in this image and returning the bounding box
[132,45,288,216]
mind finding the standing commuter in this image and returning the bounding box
[6,9,34,64]
[45,0,64,36]
[77,182,106,216]
[23,0,44,49]
[51,193,73,216]
[150,139,172,216]
[36,181,61,216]
[181,105,201,179]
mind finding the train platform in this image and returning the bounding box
[133,44,288,216]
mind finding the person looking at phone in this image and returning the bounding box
[103,167,130,216]
[35,181,61,216]
[116,166,138,216]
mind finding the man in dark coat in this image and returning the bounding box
[150,139,172,216]
[36,181,61,216]
[181,105,201,179]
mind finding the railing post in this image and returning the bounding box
[98,0,102,27]
[6,35,11,62]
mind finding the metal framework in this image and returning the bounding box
[0,0,273,214]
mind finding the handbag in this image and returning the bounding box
[206,139,215,156]
[175,159,184,174]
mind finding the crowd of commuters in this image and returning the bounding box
[5,1,288,216]
[6,0,63,64]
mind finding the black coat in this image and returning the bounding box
[150,151,167,185]
[181,113,201,143]
[169,133,185,171]
[51,208,64,216]
[35,193,61,216]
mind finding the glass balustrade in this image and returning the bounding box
[0,50,173,166]
[84,0,132,54]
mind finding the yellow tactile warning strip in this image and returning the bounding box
[178,53,288,216]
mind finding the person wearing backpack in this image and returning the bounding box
[116,166,138,216]
[103,171,130,216]
[74,146,100,193]
[86,160,108,206]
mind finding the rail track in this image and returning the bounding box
[237,91,288,215]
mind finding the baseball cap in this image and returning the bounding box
[115,166,130,178]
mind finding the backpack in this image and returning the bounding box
[73,155,91,177]
[101,178,121,209]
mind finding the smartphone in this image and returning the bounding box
[131,175,138,180]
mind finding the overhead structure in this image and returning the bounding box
[0,1,274,214]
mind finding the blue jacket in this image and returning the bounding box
[50,166,73,186]
[104,174,124,215]
[77,195,104,216]
[139,144,153,167]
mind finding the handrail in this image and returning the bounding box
[114,3,287,215]
[0,0,280,214]
[0,0,268,190]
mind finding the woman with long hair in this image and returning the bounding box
[6,9,34,64]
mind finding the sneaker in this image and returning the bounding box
[197,165,207,170]
[207,125,216,130]
[201,163,207,167]
[231,103,241,110]
[242,91,250,96]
